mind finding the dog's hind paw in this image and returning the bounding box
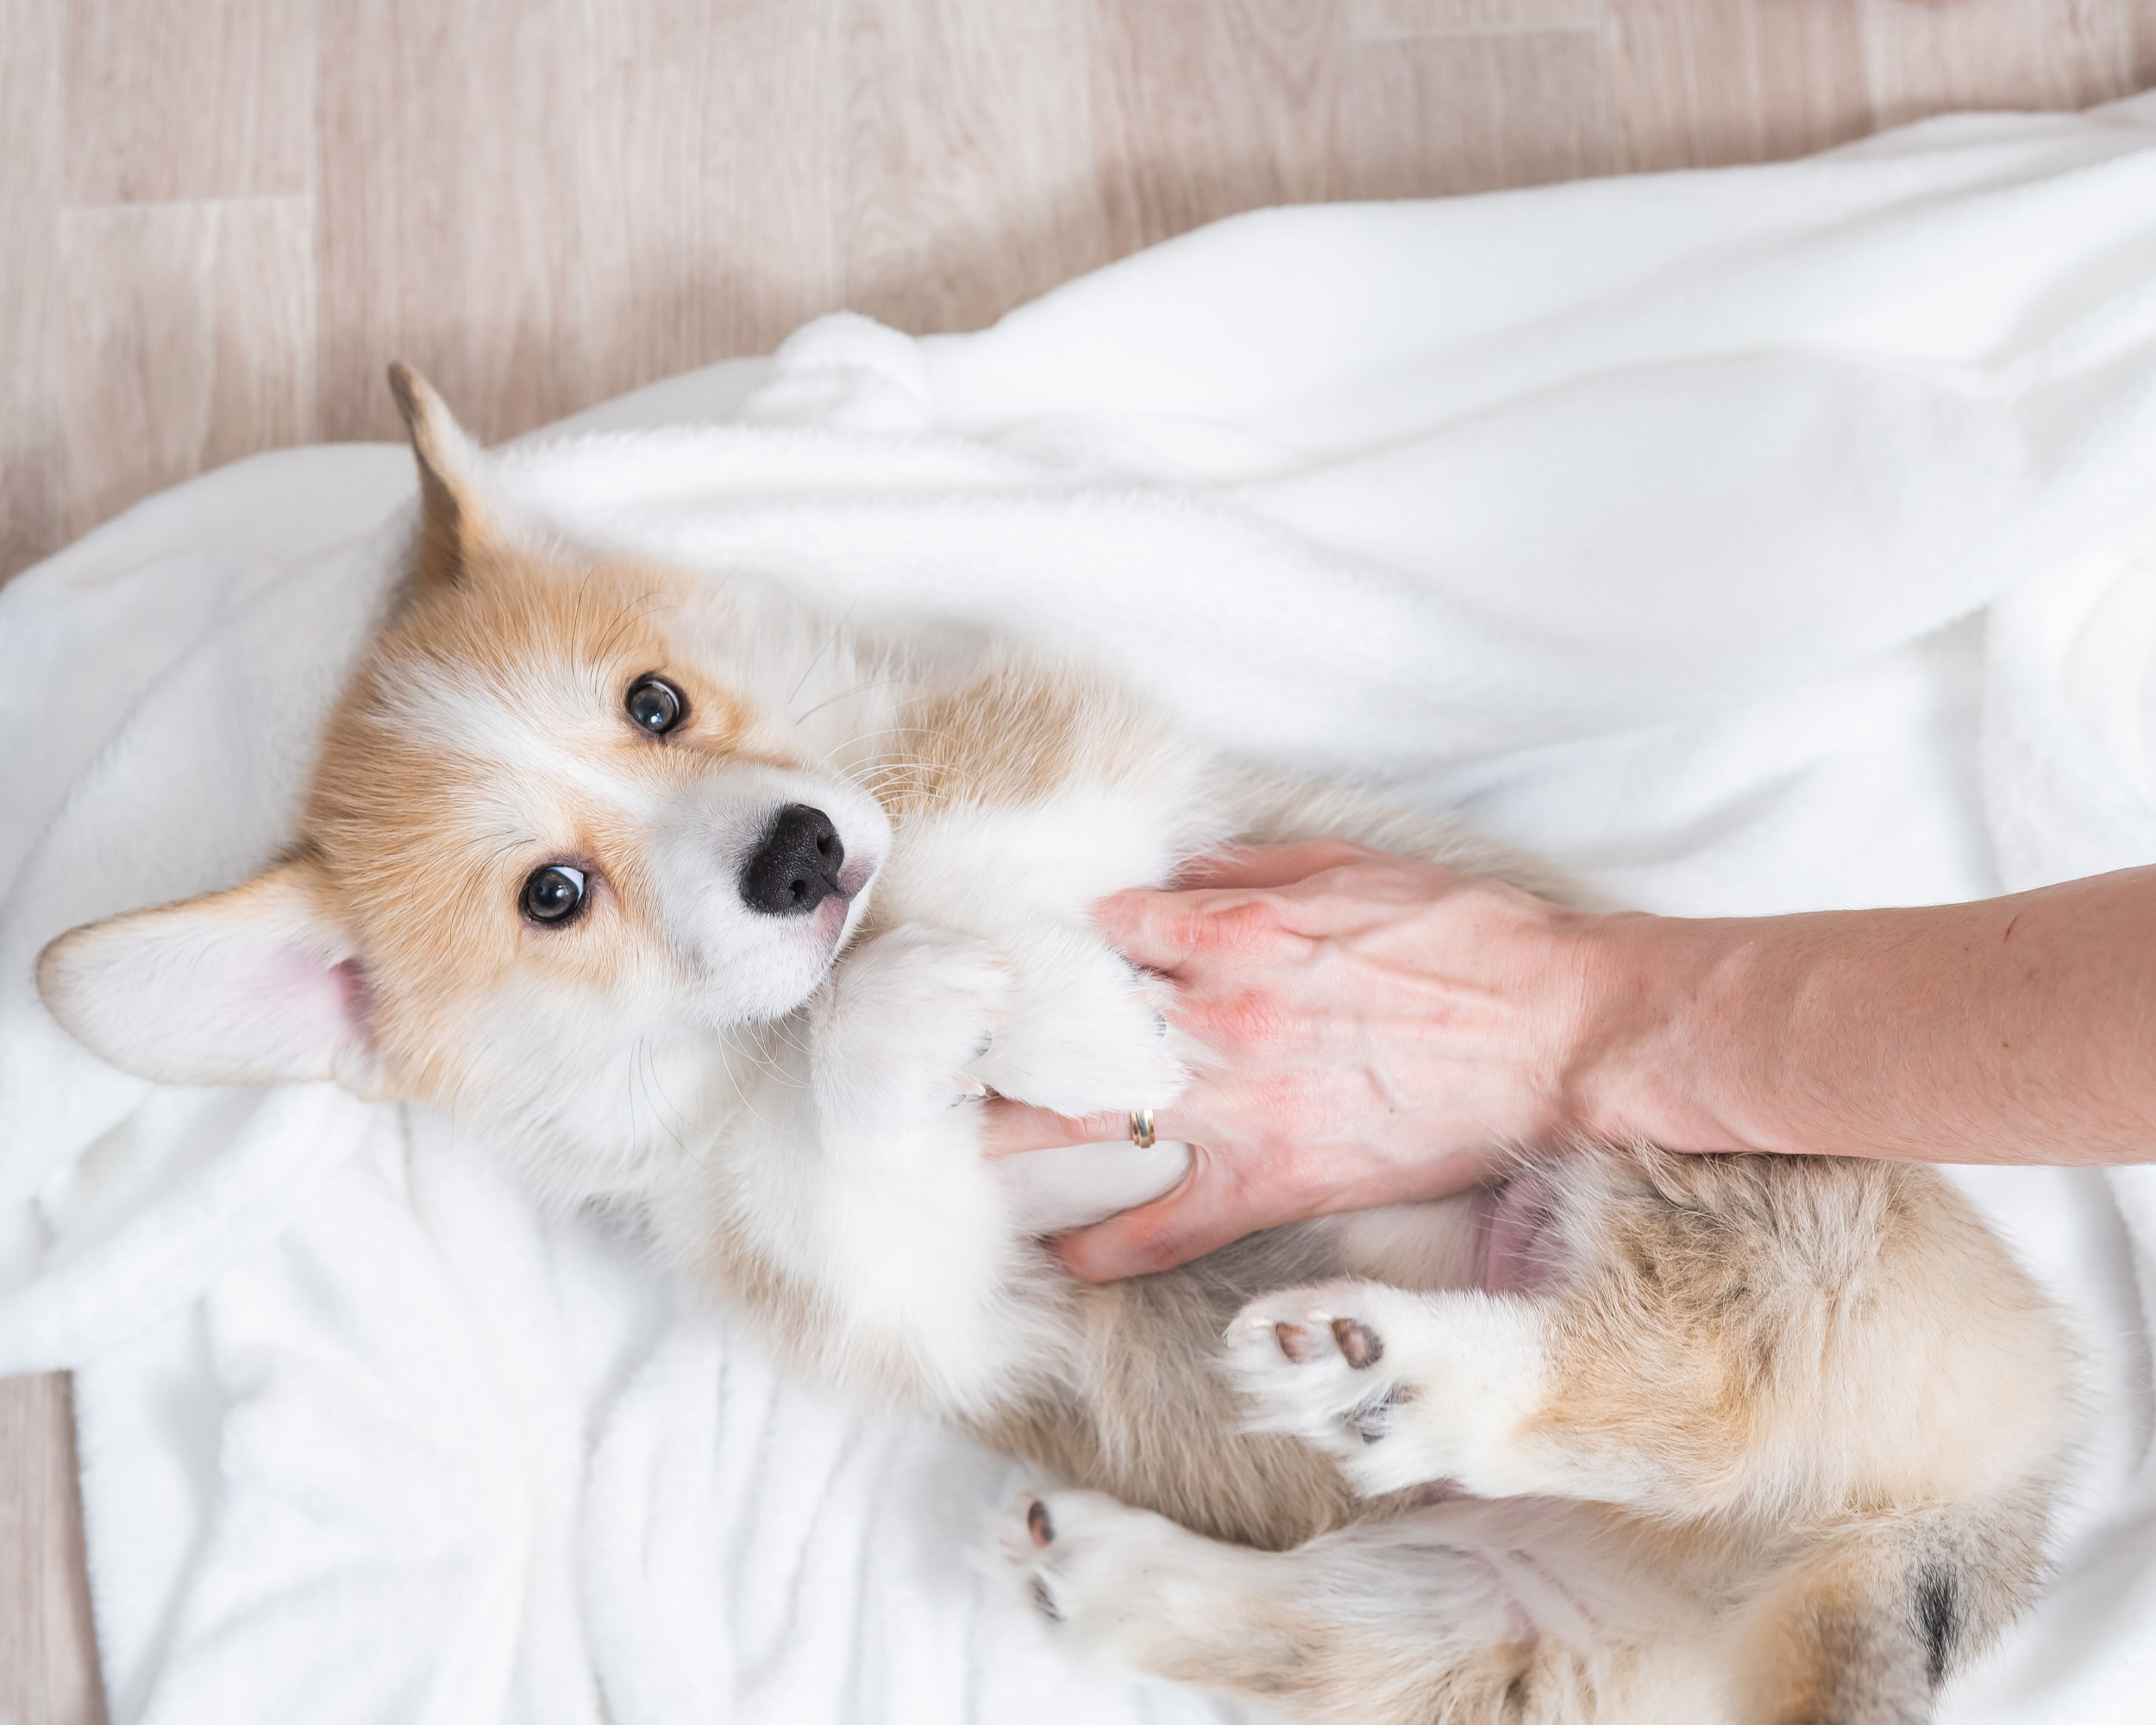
[1225,1279,1551,1499]
[1225,1281,1423,1473]
[992,1490,1182,1641]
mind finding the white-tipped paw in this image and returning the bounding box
[814,924,1012,1134]
[971,925,1189,1119]
[1225,1279,1551,1500]
[1225,1280,1425,1488]
[993,1490,1179,1643]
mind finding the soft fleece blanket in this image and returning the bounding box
[9,95,2156,1724]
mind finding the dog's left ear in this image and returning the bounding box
[386,362,494,592]
[35,860,379,1093]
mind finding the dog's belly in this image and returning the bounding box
[1326,1193,1488,1292]
[994,1138,1192,1234]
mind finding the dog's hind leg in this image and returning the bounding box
[993,1489,1684,1725]
[1730,1493,2053,1725]
[1225,1153,2071,1530]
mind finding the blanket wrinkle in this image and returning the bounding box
[6,92,2156,1724]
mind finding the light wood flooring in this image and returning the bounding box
[4,1,2154,1717]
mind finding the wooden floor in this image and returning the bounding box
[4,0,2153,1716]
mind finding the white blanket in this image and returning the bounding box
[8,95,2156,1723]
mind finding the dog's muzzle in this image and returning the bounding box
[740,804,847,916]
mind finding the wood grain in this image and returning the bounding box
[1339,26,1612,198]
[842,0,1106,332]
[1,0,63,579]
[567,0,844,395]
[65,0,314,202]
[58,196,317,538]
[316,0,590,441]
[1857,0,2137,126]
[8,4,2156,1718]
[0,1376,105,1725]
[1608,0,1873,172]
[1091,0,1342,254]
[1347,0,1604,34]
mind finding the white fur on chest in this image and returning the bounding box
[683,748,1220,1403]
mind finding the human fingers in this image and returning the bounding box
[1170,841,1376,891]
[1053,1145,1280,1280]
[1091,883,1311,974]
[977,1099,1198,1158]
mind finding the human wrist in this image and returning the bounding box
[1558,909,1751,1153]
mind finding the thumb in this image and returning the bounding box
[1055,1145,1268,1281]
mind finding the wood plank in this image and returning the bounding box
[1347,0,1602,35]
[2128,0,2156,86]
[840,0,1106,334]
[64,0,314,202]
[565,0,843,395]
[0,1376,105,1725]
[0,0,63,580]
[1856,0,2136,128]
[1089,0,1342,255]
[1337,27,1612,198]
[316,0,586,442]
[58,196,317,540]
[1608,0,1872,172]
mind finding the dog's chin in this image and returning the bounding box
[709,894,861,1027]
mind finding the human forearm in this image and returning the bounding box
[1572,867,2156,1164]
[982,850,2156,1280]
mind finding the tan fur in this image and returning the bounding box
[1531,1155,2071,1525]
[894,665,1164,814]
[975,1231,1383,1551]
[387,364,493,593]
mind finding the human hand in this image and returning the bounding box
[981,842,1609,1279]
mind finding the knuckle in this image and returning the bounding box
[1305,840,1373,873]
[1201,899,1287,954]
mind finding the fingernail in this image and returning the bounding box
[958,1076,988,1098]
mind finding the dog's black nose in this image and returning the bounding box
[740,804,847,916]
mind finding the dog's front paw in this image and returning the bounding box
[1225,1280,1550,1499]
[813,924,1011,1137]
[972,925,1188,1119]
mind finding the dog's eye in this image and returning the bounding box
[520,865,586,925]
[625,675,686,736]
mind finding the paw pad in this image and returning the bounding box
[1332,1317,1382,1367]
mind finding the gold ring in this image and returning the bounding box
[1129,1108,1156,1150]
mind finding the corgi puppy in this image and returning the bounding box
[39,367,2074,1725]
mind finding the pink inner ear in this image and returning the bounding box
[240,944,368,1068]
[41,863,371,1087]
[329,957,377,1050]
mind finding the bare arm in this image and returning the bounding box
[983,845,2156,1278]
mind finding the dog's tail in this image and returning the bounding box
[1733,1485,2051,1725]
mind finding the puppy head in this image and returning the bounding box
[38,367,891,1176]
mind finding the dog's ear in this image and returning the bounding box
[386,362,493,592]
[36,860,377,1092]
